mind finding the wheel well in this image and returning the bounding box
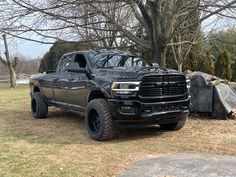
[88,90,106,102]
[33,86,40,93]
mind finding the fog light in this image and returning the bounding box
[144,108,151,113]
[181,105,189,110]
[119,106,135,113]
[116,91,133,95]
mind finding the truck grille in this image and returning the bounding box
[140,75,186,97]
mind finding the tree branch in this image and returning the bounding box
[200,0,236,22]
[0,56,8,66]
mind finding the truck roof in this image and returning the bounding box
[62,50,137,58]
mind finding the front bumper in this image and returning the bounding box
[108,96,190,124]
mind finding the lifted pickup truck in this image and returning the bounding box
[30,50,190,140]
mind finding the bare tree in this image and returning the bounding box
[170,8,202,72]
[73,2,136,49]
[0,0,236,68]
[15,53,39,74]
[0,34,18,88]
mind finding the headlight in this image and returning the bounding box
[111,81,140,95]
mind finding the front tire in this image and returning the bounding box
[85,99,115,141]
[159,118,187,131]
[31,92,48,119]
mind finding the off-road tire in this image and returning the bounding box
[159,118,187,131]
[85,99,115,141]
[31,92,48,119]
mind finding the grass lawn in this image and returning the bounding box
[0,83,236,177]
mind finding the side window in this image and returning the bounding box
[124,57,146,67]
[74,54,87,68]
[58,55,74,72]
[104,55,122,67]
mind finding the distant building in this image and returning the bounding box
[0,68,8,75]
[16,73,31,80]
[0,75,10,83]
[0,73,31,84]
[16,73,31,85]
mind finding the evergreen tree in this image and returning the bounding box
[232,61,236,81]
[200,52,215,75]
[207,27,236,81]
[215,50,232,80]
[183,50,200,71]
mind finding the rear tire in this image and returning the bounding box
[85,99,115,141]
[31,92,48,119]
[159,118,186,131]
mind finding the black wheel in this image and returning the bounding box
[31,92,48,119]
[85,99,115,141]
[159,118,187,131]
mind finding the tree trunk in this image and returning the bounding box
[152,46,166,68]
[159,49,166,68]
[178,63,183,72]
[2,34,16,88]
[9,67,16,88]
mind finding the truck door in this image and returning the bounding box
[41,72,60,100]
[64,54,89,110]
[53,55,74,103]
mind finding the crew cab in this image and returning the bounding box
[30,50,190,140]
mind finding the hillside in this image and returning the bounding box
[0,59,40,75]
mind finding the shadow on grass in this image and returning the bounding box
[2,108,166,145]
[188,113,227,121]
[114,125,165,142]
[47,108,166,142]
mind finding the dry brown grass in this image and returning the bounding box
[0,84,236,177]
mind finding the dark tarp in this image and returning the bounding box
[212,84,236,119]
[189,72,236,119]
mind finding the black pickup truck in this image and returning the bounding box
[30,50,190,140]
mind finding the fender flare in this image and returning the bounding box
[87,86,110,103]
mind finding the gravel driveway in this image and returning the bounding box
[119,153,236,177]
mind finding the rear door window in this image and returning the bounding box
[57,55,74,72]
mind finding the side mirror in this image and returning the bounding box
[152,63,159,67]
[65,62,88,74]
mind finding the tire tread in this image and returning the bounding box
[86,99,115,140]
[31,92,48,119]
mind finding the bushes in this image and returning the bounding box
[199,52,215,75]
[183,49,231,81]
[182,50,215,75]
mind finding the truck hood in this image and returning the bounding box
[93,67,181,80]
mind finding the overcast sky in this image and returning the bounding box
[17,41,52,59]
[0,36,52,60]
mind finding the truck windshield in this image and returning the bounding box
[90,53,150,68]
